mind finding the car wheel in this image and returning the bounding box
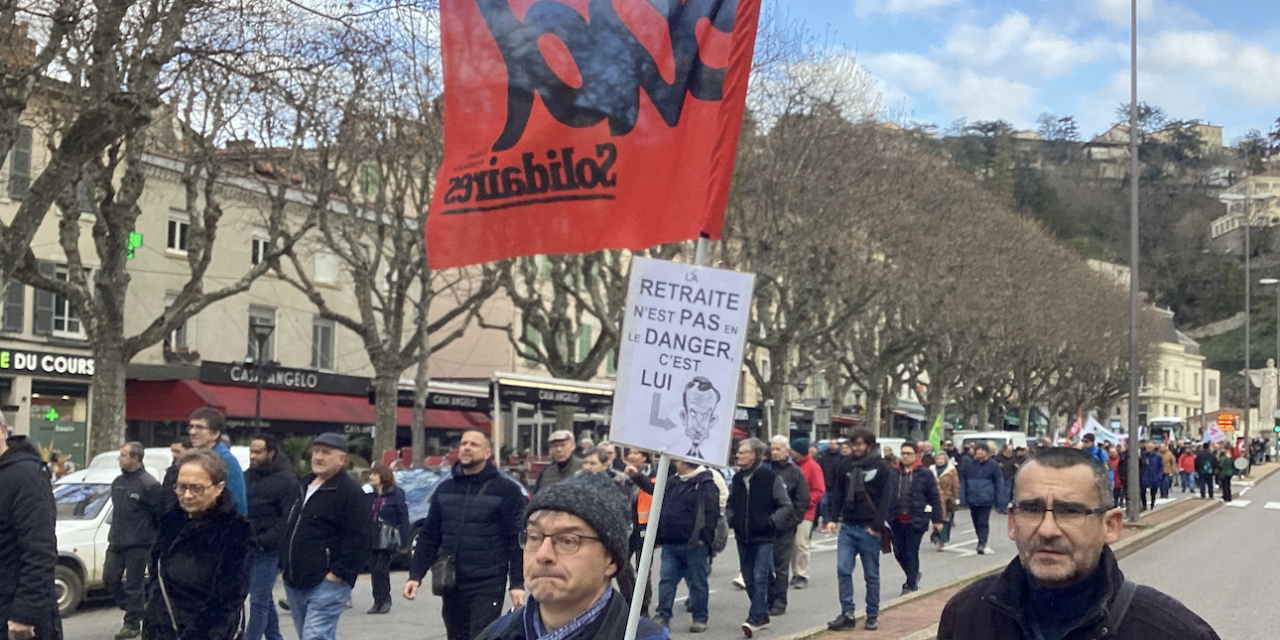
[55,564,84,618]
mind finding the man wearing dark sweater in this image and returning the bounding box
[824,428,892,632]
[727,438,793,637]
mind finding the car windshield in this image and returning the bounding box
[53,483,111,521]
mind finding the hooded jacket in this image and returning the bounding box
[795,454,826,522]
[887,463,944,530]
[244,453,299,553]
[959,457,1005,508]
[280,470,370,589]
[142,495,251,640]
[0,437,59,637]
[931,461,960,520]
[654,468,719,547]
[938,546,1220,640]
[1139,451,1163,488]
[408,461,526,590]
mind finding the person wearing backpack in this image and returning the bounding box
[1194,443,1217,500]
[653,459,721,633]
[938,447,1220,640]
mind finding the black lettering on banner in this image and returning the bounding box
[474,0,738,152]
[441,144,621,214]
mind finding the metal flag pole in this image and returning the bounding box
[625,235,709,640]
[1125,0,1142,524]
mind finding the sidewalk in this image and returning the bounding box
[782,466,1280,640]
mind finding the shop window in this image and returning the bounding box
[2,280,23,333]
[311,318,335,371]
[8,125,31,200]
[167,213,189,253]
[248,306,276,362]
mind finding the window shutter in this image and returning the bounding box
[9,126,32,200]
[33,261,55,335]
[2,280,23,332]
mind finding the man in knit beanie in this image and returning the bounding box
[474,473,667,640]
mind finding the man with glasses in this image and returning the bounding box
[188,407,247,514]
[404,429,527,640]
[535,430,583,494]
[474,472,667,640]
[938,447,1220,640]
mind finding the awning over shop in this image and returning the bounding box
[126,379,488,432]
[891,398,927,422]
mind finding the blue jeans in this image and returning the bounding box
[1180,471,1194,492]
[970,506,993,547]
[1160,474,1172,498]
[284,578,351,640]
[836,525,881,618]
[245,552,283,640]
[657,543,710,623]
[736,541,772,624]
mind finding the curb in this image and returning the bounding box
[776,489,1236,640]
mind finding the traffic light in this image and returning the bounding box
[1273,424,1280,433]
[955,421,964,431]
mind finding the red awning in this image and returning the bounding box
[127,379,489,432]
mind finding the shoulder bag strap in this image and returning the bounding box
[1102,580,1139,636]
[157,556,179,632]
[688,481,706,547]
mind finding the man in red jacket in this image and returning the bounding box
[788,438,825,590]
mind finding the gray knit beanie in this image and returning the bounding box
[525,472,632,570]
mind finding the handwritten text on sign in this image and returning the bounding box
[610,258,754,467]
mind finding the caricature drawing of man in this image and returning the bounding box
[681,376,720,459]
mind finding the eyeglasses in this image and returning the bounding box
[519,531,601,556]
[175,483,213,497]
[1011,503,1110,529]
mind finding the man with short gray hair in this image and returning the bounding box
[938,447,1220,639]
[728,438,793,637]
[106,441,164,639]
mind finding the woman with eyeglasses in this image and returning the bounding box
[143,449,251,640]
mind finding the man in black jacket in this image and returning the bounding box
[1194,442,1217,499]
[824,428,892,632]
[245,435,298,640]
[938,447,1219,640]
[766,436,810,617]
[727,438,793,637]
[0,424,60,640]
[280,433,369,640]
[404,429,527,640]
[816,440,843,526]
[886,442,942,596]
[161,437,189,512]
[653,460,720,633]
[105,442,164,639]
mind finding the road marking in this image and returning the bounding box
[1154,498,1177,505]
[673,589,716,603]
[1225,500,1251,508]
[1264,502,1280,510]
[1240,487,1251,496]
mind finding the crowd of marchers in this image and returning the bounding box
[0,417,1232,640]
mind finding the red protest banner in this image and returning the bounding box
[426,0,762,269]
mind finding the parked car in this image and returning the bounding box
[951,431,1029,453]
[52,465,164,617]
[87,447,175,475]
[385,467,529,570]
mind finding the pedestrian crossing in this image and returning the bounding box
[1224,500,1251,508]
[1264,502,1280,510]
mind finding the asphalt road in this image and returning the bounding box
[1120,472,1280,640]
[64,493,1205,640]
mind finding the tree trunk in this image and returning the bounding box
[412,276,430,470]
[555,404,575,434]
[373,369,399,464]
[866,391,883,437]
[1019,400,1033,435]
[88,340,129,459]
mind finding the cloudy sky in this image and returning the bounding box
[786,0,1280,142]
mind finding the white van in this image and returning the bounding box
[951,431,1029,453]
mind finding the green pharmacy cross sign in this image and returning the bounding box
[44,407,60,422]
[127,232,143,259]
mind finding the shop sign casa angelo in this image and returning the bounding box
[0,348,94,379]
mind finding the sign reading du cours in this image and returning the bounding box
[610,258,754,467]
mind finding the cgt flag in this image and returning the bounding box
[426,0,763,269]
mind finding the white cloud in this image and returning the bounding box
[862,52,1036,124]
[854,0,961,18]
[1093,0,1153,27]
[1141,30,1280,113]
[944,13,1117,79]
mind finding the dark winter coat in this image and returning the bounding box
[817,448,844,495]
[726,463,793,545]
[142,495,252,640]
[827,453,893,528]
[109,466,165,549]
[534,456,583,494]
[1194,449,1217,476]
[476,589,666,640]
[163,463,182,513]
[770,458,811,531]
[0,438,60,639]
[937,546,1220,640]
[654,469,720,547]
[959,458,1005,508]
[367,484,411,551]
[1140,451,1163,488]
[408,461,527,590]
[280,470,370,590]
[244,455,299,553]
[887,465,944,530]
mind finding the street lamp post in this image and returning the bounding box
[249,324,276,435]
[1221,190,1277,445]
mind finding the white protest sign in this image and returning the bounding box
[609,257,754,467]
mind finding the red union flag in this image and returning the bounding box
[426,0,762,269]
